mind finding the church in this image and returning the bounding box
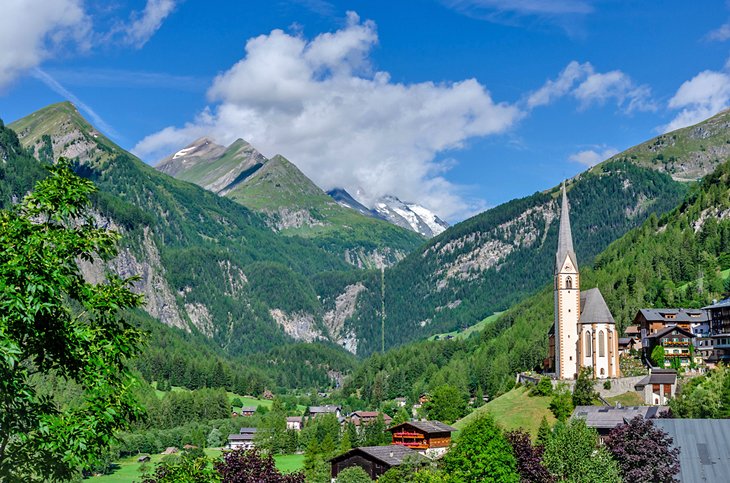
[547,184,620,380]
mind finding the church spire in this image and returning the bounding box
[556,181,577,272]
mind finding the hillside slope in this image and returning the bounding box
[156,138,425,268]
[6,102,380,357]
[345,140,730,399]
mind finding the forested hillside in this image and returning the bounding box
[344,152,730,402]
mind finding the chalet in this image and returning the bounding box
[571,405,668,437]
[635,369,677,405]
[240,406,257,417]
[703,298,730,364]
[227,427,257,450]
[618,337,639,356]
[624,324,640,339]
[388,421,456,458]
[653,419,730,483]
[394,397,407,407]
[348,411,393,429]
[308,405,342,419]
[330,445,425,480]
[262,389,274,400]
[634,308,708,348]
[161,447,178,455]
[286,416,303,431]
[645,326,696,367]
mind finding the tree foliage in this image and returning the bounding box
[549,384,573,422]
[603,416,680,483]
[0,161,145,481]
[424,384,468,424]
[215,449,305,483]
[335,466,372,483]
[572,368,597,406]
[441,413,519,483]
[505,430,554,483]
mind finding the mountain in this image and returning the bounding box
[345,125,730,401]
[4,102,386,361]
[328,188,381,218]
[331,111,730,354]
[373,195,449,238]
[155,139,425,268]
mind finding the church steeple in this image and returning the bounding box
[556,181,578,273]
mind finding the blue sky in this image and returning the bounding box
[1,1,730,221]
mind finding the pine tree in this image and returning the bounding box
[536,416,552,447]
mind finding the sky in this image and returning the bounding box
[1,1,730,222]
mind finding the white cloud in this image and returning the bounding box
[568,146,618,167]
[0,0,89,90]
[115,0,177,48]
[134,12,522,221]
[662,70,730,133]
[443,0,593,16]
[526,60,655,113]
[706,20,730,42]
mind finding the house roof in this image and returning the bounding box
[556,183,579,274]
[228,433,255,441]
[618,337,632,346]
[330,445,425,467]
[286,416,302,423]
[308,405,341,414]
[240,406,257,412]
[579,288,615,325]
[653,419,730,483]
[388,420,456,435]
[624,324,640,335]
[637,308,709,323]
[703,298,730,310]
[571,405,668,429]
[635,369,677,387]
[239,427,257,434]
[647,325,695,340]
[351,411,393,420]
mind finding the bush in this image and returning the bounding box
[336,467,372,483]
[603,380,612,390]
[531,377,553,397]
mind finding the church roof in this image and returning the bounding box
[556,182,578,273]
[579,288,615,325]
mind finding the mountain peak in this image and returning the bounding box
[373,195,448,237]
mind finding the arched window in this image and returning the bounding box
[585,331,592,356]
[565,276,573,289]
[599,331,605,357]
[600,368,605,376]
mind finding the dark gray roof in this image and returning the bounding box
[388,420,456,434]
[331,445,424,466]
[637,308,709,323]
[618,337,632,346]
[647,325,695,340]
[635,369,677,388]
[703,298,730,310]
[308,405,341,414]
[579,288,615,324]
[239,427,257,434]
[228,433,255,441]
[571,405,668,429]
[556,182,579,273]
[240,406,257,412]
[653,419,730,483]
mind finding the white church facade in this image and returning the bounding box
[548,184,620,380]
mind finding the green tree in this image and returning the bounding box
[392,406,411,425]
[207,428,223,448]
[531,377,553,397]
[549,384,573,422]
[441,413,519,483]
[335,466,372,483]
[0,162,146,481]
[536,416,552,447]
[231,397,243,409]
[572,368,597,406]
[651,345,666,367]
[543,419,621,483]
[424,384,467,424]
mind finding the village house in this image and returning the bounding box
[571,405,668,438]
[618,336,640,356]
[388,421,456,458]
[347,411,393,430]
[330,445,425,480]
[635,368,678,405]
[394,397,407,407]
[226,427,257,450]
[703,298,730,364]
[239,406,257,417]
[645,326,696,368]
[307,405,342,419]
[633,308,708,339]
[286,416,303,431]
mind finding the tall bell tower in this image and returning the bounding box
[554,182,580,380]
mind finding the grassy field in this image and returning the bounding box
[453,386,556,437]
[428,312,503,341]
[605,391,645,407]
[89,449,304,482]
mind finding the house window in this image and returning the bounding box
[585,331,592,355]
[599,331,605,357]
[566,276,573,289]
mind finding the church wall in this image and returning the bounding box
[556,266,579,379]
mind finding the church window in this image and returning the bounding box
[565,276,573,289]
[598,331,605,357]
[585,332,592,355]
[600,368,605,376]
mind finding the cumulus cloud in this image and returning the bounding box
[568,146,618,167]
[134,12,522,221]
[662,70,730,133]
[0,0,89,90]
[526,61,655,112]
